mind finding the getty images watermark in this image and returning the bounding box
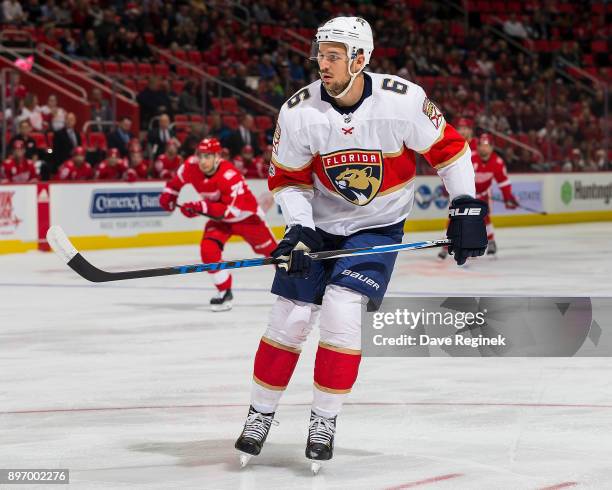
[361,297,610,357]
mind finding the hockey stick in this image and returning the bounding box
[491,196,547,215]
[46,226,450,283]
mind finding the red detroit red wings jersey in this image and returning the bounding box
[164,158,260,222]
[57,160,94,180]
[153,154,182,179]
[472,152,512,200]
[95,159,129,180]
[268,72,475,235]
[2,158,38,183]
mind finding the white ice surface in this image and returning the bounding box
[1,222,612,489]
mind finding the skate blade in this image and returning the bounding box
[239,452,252,468]
[211,301,233,312]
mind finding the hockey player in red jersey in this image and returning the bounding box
[233,145,267,178]
[158,137,277,311]
[1,140,38,183]
[440,133,516,258]
[57,146,94,181]
[472,133,518,255]
[125,148,150,181]
[152,140,182,180]
[95,148,128,180]
[456,117,478,151]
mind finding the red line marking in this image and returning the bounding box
[2,401,611,416]
[384,473,464,489]
[538,483,578,490]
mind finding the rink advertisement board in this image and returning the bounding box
[362,297,609,357]
[2,172,612,253]
[0,184,38,253]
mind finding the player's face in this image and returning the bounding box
[74,155,84,165]
[478,143,493,160]
[317,43,351,96]
[198,153,217,174]
[13,148,25,160]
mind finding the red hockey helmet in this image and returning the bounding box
[478,133,493,146]
[13,140,25,150]
[73,146,86,156]
[109,148,120,158]
[242,144,253,155]
[457,117,473,128]
[197,137,222,155]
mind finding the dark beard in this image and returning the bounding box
[320,72,351,97]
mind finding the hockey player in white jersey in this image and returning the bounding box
[235,16,488,473]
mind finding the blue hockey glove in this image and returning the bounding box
[271,225,323,278]
[447,196,488,266]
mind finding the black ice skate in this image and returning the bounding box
[487,240,497,256]
[210,289,233,312]
[305,411,337,474]
[235,405,277,467]
[438,247,448,259]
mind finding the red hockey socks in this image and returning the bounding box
[251,337,300,413]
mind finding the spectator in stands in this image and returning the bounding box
[180,122,206,157]
[8,120,37,160]
[90,88,113,132]
[57,146,93,181]
[41,94,66,131]
[591,149,608,171]
[562,148,586,172]
[130,34,152,60]
[78,29,101,58]
[226,114,260,158]
[125,149,150,182]
[178,81,202,114]
[5,71,27,102]
[52,112,82,174]
[155,18,175,48]
[137,76,171,127]
[147,113,176,158]
[1,140,37,183]
[60,31,79,56]
[2,0,26,24]
[208,113,232,147]
[503,13,529,40]
[17,93,45,131]
[258,54,278,80]
[107,116,134,157]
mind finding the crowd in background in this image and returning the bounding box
[1,0,609,180]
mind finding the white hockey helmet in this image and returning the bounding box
[312,17,374,99]
[313,16,374,66]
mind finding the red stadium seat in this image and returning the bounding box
[206,66,220,77]
[138,63,153,76]
[144,32,154,44]
[88,132,107,151]
[211,98,222,112]
[87,61,103,73]
[176,131,188,144]
[255,116,273,132]
[172,80,185,93]
[123,79,137,91]
[103,61,119,75]
[222,115,239,130]
[190,115,204,124]
[31,132,48,149]
[221,97,239,114]
[120,62,136,76]
[174,115,189,124]
[153,63,169,77]
[173,49,187,60]
[188,51,202,64]
[591,40,607,53]
[46,132,54,148]
[177,65,191,78]
[136,78,148,91]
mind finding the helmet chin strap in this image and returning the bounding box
[328,62,363,99]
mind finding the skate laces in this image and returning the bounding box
[308,414,336,446]
[242,411,278,442]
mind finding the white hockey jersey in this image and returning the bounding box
[268,72,475,236]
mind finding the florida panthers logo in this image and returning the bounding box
[321,149,383,205]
